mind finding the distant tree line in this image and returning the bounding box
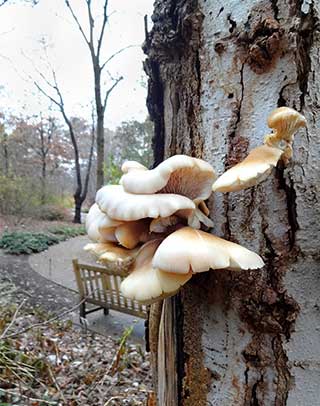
[0,111,153,222]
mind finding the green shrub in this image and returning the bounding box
[0,231,60,255]
[48,225,86,239]
[0,226,86,255]
[37,205,67,221]
[0,176,40,216]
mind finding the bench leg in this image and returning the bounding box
[103,307,109,316]
[80,302,86,321]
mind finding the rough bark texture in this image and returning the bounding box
[145,0,320,404]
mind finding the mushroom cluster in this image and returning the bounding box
[85,107,306,304]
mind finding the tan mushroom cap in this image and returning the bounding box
[96,185,195,221]
[267,107,307,141]
[120,155,216,202]
[265,107,307,163]
[212,145,283,192]
[84,242,139,263]
[86,203,122,242]
[152,227,264,274]
[115,219,150,249]
[120,240,192,304]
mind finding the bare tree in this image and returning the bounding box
[22,116,57,203]
[64,0,135,189]
[35,70,95,223]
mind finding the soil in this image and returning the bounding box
[0,216,153,405]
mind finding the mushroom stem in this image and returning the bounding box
[264,107,307,163]
[187,207,213,229]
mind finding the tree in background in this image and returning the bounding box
[65,0,132,190]
[106,116,153,183]
[18,116,59,204]
[0,115,9,176]
[35,69,95,223]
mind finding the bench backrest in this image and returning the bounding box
[72,259,148,319]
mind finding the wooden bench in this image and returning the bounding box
[72,259,148,320]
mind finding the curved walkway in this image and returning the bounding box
[1,236,145,343]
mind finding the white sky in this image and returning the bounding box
[0,0,154,129]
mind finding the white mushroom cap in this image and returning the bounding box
[86,203,122,242]
[152,227,264,274]
[121,160,148,174]
[120,240,192,304]
[120,155,216,202]
[212,145,283,192]
[96,185,195,221]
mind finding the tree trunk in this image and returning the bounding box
[73,194,82,224]
[145,1,320,404]
[94,65,105,191]
[3,139,9,176]
[41,158,46,204]
[96,112,104,190]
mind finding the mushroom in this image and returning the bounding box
[120,155,216,203]
[115,219,151,249]
[84,242,139,264]
[212,107,307,192]
[264,106,307,163]
[121,160,148,174]
[212,145,283,192]
[86,203,122,242]
[149,215,183,233]
[120,239,192,304]
[152,227,264,274]
[96,185,196,222]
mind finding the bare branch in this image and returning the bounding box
[97,0,109,58]
[34,81,61,109]
[65,0,90,47]
[86,0,95,53]
[0,299,26,339]
[0,388,56,405]
[2,297,87,340]
[103,76,123,112]
[101,45,137,71]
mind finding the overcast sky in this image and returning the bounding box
[0,0,154,129]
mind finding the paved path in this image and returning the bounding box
[25,236,146,343]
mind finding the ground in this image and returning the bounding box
[0,216,152,405]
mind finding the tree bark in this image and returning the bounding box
[145,0,320,404]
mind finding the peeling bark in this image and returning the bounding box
[145,0,320,404]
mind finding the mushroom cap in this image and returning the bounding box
[212,145,283,192]
[86,203,122,242]
[267,107,307,136]
[120,240,192,304]
[115,219,150,249]
[96,185,195,221]
[152,227,264,274]
[120,155,216,202]
[121,160,148,174]
[84,242,139,263]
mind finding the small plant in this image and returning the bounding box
[48,225,86,239]
[37,204,67,221]
[0,231,60,255]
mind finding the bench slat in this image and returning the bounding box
[72,259,149,319]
